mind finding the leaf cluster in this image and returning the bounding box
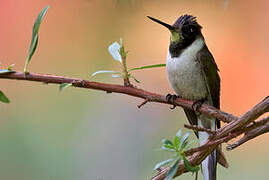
[0,6,49,102]
[154,130,199,180]
[91,38,165,84]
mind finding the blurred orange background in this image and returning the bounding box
[1,0,269,179]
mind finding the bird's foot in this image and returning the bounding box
[166,94,179,109]
[192,97,207,111]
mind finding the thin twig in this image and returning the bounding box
[137,99,149,108]
[245,116,269,132]
[184,132,237,156]
[184,124,216,134]
[227,116,269,150]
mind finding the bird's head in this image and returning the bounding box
[147,14,202,44]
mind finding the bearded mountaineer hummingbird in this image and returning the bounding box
[148,14,228,180]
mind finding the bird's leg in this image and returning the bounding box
[192,97,207,111]
[166,94,179,109]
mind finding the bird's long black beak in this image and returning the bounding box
[147,16,174,31]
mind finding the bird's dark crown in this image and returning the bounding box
[172,14,202,29]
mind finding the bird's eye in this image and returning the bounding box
[182,25,195,38]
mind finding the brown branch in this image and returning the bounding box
[244,116,269,132]
[184,132,238,156]
[0,71,235,122]
[226,116,269,150]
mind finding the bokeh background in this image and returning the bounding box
[1,0,269,179]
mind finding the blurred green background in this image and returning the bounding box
[1,0,269,179]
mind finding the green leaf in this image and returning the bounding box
[7,64,15,70]
[59,83,72,91]
[0,69,14,74]
[182,154,200,173]
[180,132,191,148]
[154,158,175,170]
[108,42,122,63]
[24,5,49,73]
[176,130,182,138]
[24,35,38,73]
[161,145,175,152]
[174,136,180,150]
[0,90,10,103]
[128,64,166,72]
[165,159,180,180]
[163,144,174,149]
[162,139,173,146]
[91,70,120,77]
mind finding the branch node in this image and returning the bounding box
[80,80,86,86]
[72,80,85,87]
[123,79,133,87]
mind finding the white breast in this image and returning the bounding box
[166,37,208,100]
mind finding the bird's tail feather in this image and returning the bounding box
[198,115,217,180]
[201,150,217,180]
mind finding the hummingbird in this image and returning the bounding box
[148,15,227,180]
